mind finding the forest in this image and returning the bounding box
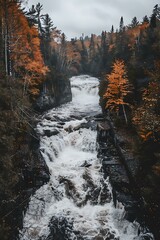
[0,0,160,239]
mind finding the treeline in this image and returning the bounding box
[98,6,160,156]
[65,5,160,148]
[0,1,71,239]
[97,7,160,237]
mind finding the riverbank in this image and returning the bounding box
[0,75,72,240]
[96,114,159,239]
[18,75,147,240]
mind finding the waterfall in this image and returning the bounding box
[19,75,154,240]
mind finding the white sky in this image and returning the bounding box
[25,0,158,40]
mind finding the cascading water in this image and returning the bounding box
[19,75,154,240]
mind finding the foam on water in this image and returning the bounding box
[19,75,154,240]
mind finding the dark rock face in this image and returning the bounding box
[36,94,56,112]
[44,129,59,137]
[0,131,50,240]
[58,80,72,105]
[36,78,72,112]
[96,118,147,225]
[46,217,82,240]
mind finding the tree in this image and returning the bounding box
[119,16,124,32]
[4,1,48,97]
[132,61,160,141]
[153,4,160,20]
[100,31,109,71]
[25,4,37,26]
[0,0,12,75]
[25,2,44,35]
[130,17,139,27]
[89,34,96,59]
[88,34,100,73]
[80,38,88,73]
[150,13,157,28]
[110,25,114,33]
[103,59,132,123]
[41,13,54,64]
[142,15,149,23]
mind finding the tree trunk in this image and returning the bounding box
[122,104,128,124]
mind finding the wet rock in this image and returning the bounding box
[35,78,72,112]
[36,94,56,112]
[46,217,75,240]
[80,161,92,168]
[44,129,59,137]
[45,116,52,121]
[124,200,142,222]
[93,235,104,240]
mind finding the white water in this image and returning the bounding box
[19,75,153,240]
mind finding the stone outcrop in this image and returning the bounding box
[96,116,150,228]
[36,78,72,112]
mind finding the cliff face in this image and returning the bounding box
[97,114,160,240]
[36,76,72,112]
[0,71,72,239]
[0,128,50,240]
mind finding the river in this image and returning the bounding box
[19,75,154,240]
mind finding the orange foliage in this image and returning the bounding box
[103,59,132,111]
[7,3,48,96]
[132,61,160,141]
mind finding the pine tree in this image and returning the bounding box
[130,17,139,27]
[111,25,114,33]
[153,4,160,20]
[150,13,157,28]
[41,13,53,64]
[100,31,109,71]
[142,15,149,23]
[119,16,124,32]
[80,38,88,73]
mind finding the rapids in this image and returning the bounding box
[19,75,154,240]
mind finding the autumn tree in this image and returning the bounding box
[0,0,48,99]
[103,59,132,123]
[0,0,13,75]
[9,4,48,96]
[132,61,160,141]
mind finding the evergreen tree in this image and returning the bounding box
[80,38,88,73]
[111,25,114,33]
[25,5,37,26]
[41,13,53,64]
[130,17,139,27]
[153,4,160,19]
[35,2,44,35]
[119,16,124,32]
[150,13,157,28]
[142,15,149,23]
[100,31,109,71]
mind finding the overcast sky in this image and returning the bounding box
[26,0,158,40]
